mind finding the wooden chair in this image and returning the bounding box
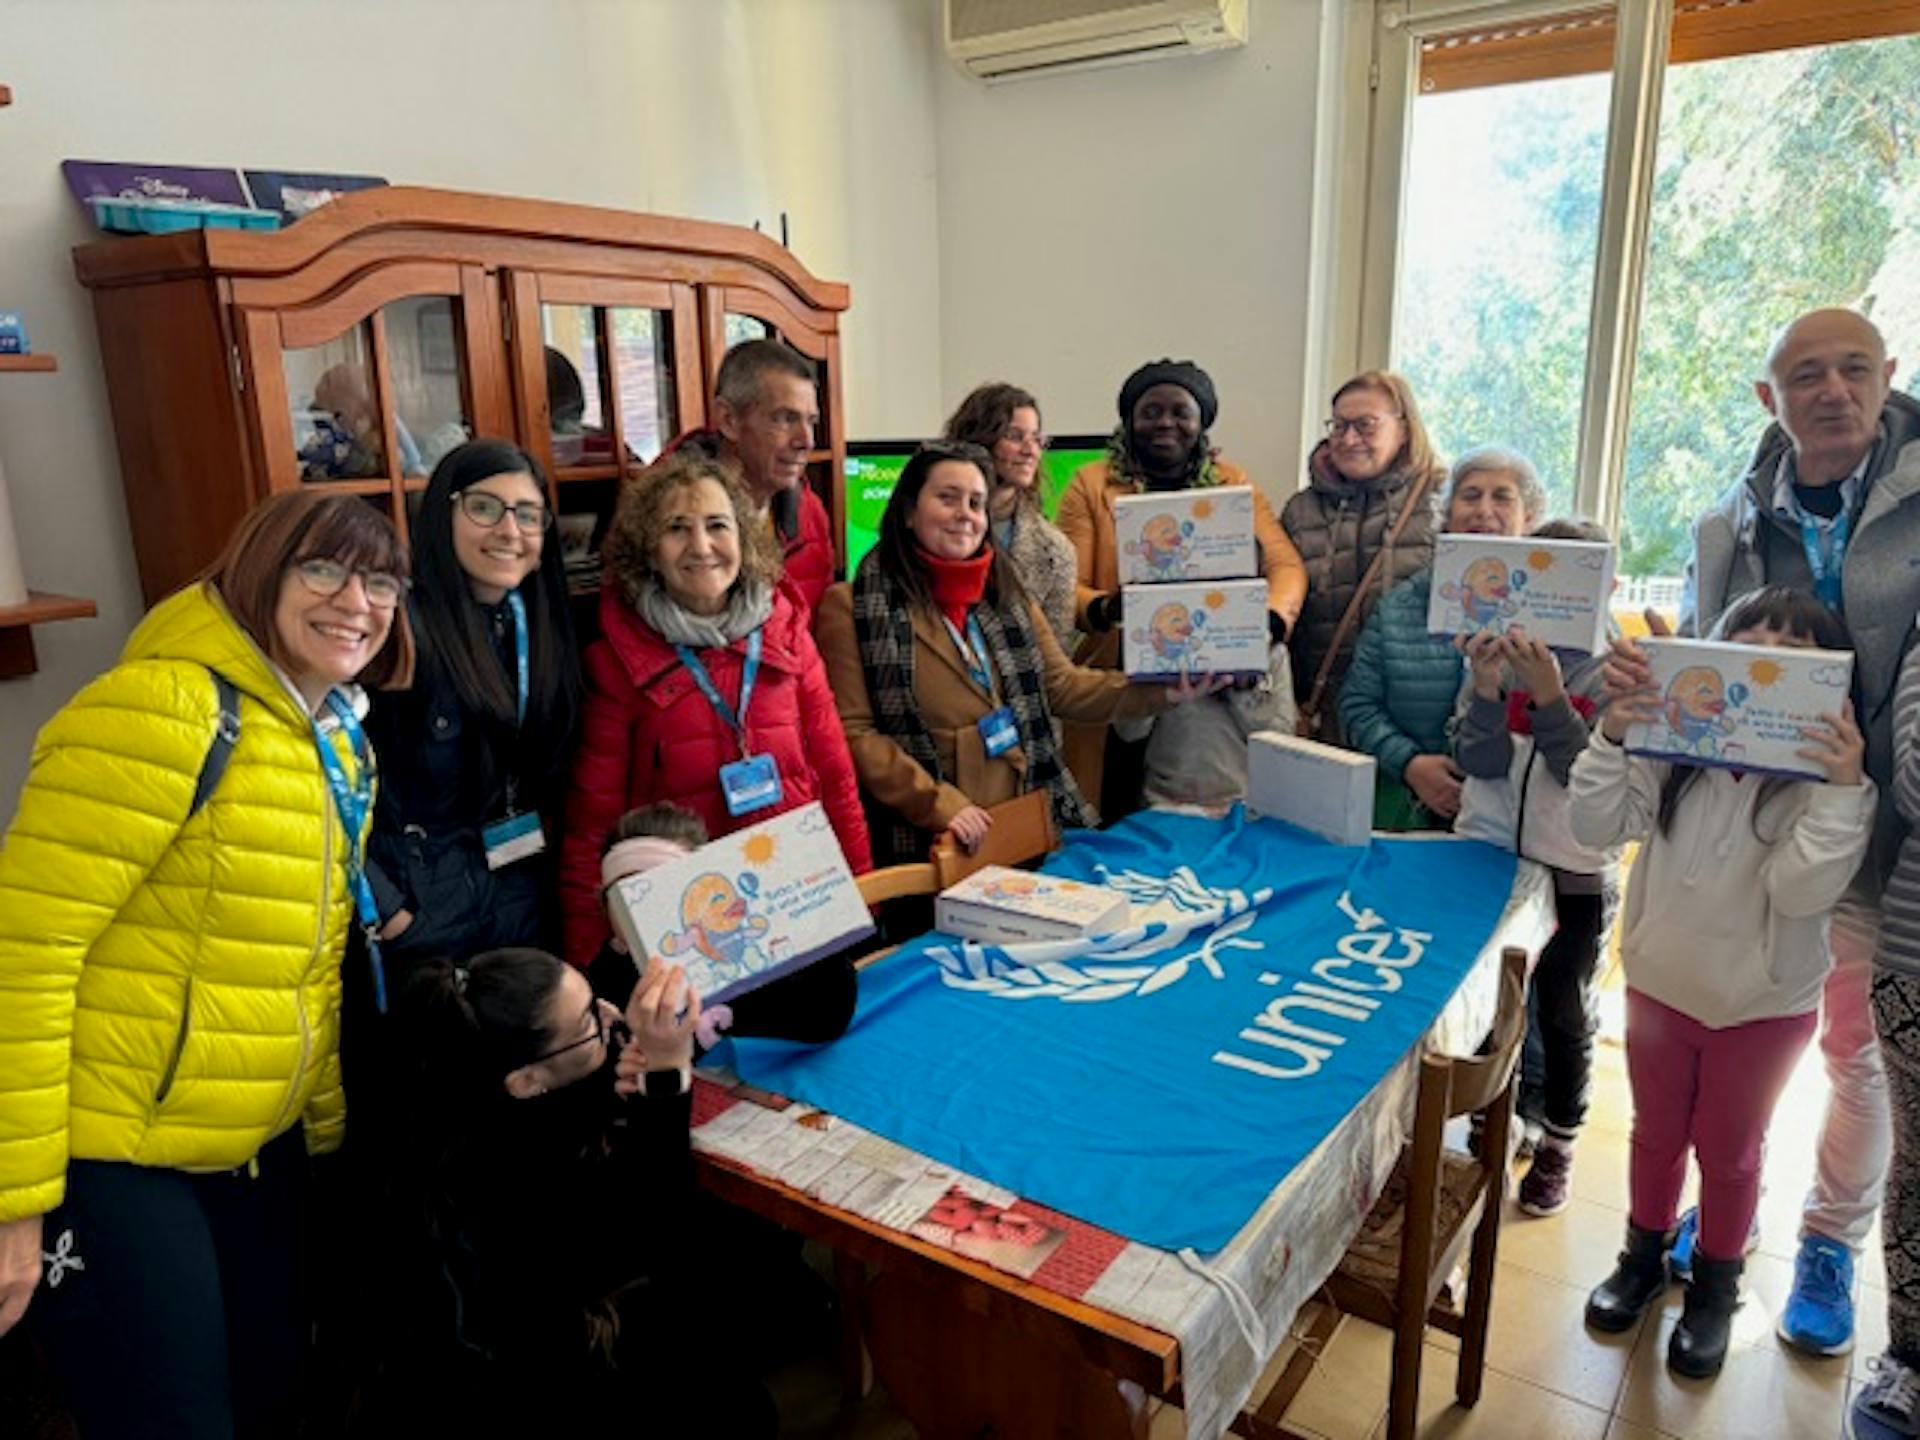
[929,788,1056,887]
[1234,946,1530,1440]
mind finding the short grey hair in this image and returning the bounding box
[713,338,816,412]
[1447,445,1547,525]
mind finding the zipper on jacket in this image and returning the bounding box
[266,764,330,1137]
[153,977,195,1107]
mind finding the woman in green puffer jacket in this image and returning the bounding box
[1339,447,1546,829]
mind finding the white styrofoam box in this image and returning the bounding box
[1245,730,1376,846]
[1112,485,1257,584]
[935,864,1129,945]
[606,802,872,1005]
[1625,637,1855,780]
[1426,534,1616,654]
[1121,578,1269,680]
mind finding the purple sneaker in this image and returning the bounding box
[1517,1142,1573,1217]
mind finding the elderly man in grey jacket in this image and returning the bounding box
[1681,308,1920,1364]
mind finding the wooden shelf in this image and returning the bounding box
[0,590,100,680]
[0,354,55,373]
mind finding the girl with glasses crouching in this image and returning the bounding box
[0,491,411,1440]
[352,947,775,1436]
[364,439,583,973]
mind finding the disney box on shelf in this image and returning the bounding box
[1121,578,1269,680]
[1112,485,1257,583]
[936,865,1129,945]
[1624,638,1855,781]
[1426,534,1616,654]
[1245,731,1376,847]
[605,803,873,1005]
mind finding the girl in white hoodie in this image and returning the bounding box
[1570,586,1873,1382]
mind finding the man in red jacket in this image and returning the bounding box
[661,339,835,616]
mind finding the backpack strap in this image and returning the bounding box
[188,670,242,819]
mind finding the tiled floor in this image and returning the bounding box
[778,972,1881,1438]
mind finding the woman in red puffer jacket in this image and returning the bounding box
[559,452,870,970]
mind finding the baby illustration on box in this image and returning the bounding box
[1660,665,1743,758]
[1438,555,1522,633]
[1127,513,1192,580]
[1134,601,1201,672]
[659,872,771,984]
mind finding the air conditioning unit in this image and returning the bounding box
[944,0,1249,83]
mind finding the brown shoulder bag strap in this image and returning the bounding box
[1298,469,1437,735]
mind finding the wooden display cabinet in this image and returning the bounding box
[73,186,851,608]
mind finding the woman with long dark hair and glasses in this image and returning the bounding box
[365,438,584,970]
[349,946,775,1435]
[818,441,1222,866]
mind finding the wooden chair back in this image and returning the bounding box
[929,790,1055,888]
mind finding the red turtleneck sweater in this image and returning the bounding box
[920,547,993,631]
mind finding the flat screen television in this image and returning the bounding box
[844,434,1109,576]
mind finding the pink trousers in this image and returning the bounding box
[1626,988,1818,1261]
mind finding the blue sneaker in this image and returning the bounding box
[1851,1354,1920,1438]
[1779,1233,1855,1356]
[1666,1206,1761,1285]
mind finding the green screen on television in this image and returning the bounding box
[844,436,1109,576]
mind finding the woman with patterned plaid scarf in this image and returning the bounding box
[817,442,1228,866]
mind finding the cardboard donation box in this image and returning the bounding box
[606,803,873,1004]
[1121,578,1268,680]
[1112,485,1258,584]
[1624,638,1855,781]
[936,864,1130,945]
[1426,534,1616,654]
[1245,731,1376,846]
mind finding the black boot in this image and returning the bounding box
[1586,1222,1670,1332]
[1668,1252,1742,1378]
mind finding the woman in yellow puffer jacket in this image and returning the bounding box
[0,490,413,1440]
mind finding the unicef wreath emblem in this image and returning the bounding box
[927,866,1270,1003]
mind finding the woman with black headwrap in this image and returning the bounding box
[1055,359,1306,816]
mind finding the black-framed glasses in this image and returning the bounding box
[453,490,552,532]
[1323,414,1402,440]
[291,557,409,608]
[529,998,611,1064]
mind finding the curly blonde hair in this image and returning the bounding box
[603,451,783,607]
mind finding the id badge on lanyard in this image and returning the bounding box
[945,614,1017,757]
[678,629,783,817]
[483,591,547,867]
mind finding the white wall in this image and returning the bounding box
[0,0,945,810]
[932,0,1331,492]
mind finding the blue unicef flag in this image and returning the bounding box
[731,808,1518,1254]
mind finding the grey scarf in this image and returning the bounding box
[633,576,773,649]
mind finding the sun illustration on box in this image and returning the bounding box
[741,832,777,865]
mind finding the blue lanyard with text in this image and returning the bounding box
[675,628,762,759]
[942,613,995,694]
[506,589,528,727]
[1798,509,1851,612]
[312,693,387,1013]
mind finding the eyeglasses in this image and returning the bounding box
[291,557,409,608]
[454,490,551,532]
[1324,414,1402,441]
[1000,427,1049,452]
[529,999,616,1065]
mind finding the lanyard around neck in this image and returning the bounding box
[506,589,528,727]
[310,692,388,1012]
[942,613,995,694]
[1796,509,1851,610]
[675,628,763,758]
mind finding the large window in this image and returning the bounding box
[1374,1,1920,599]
